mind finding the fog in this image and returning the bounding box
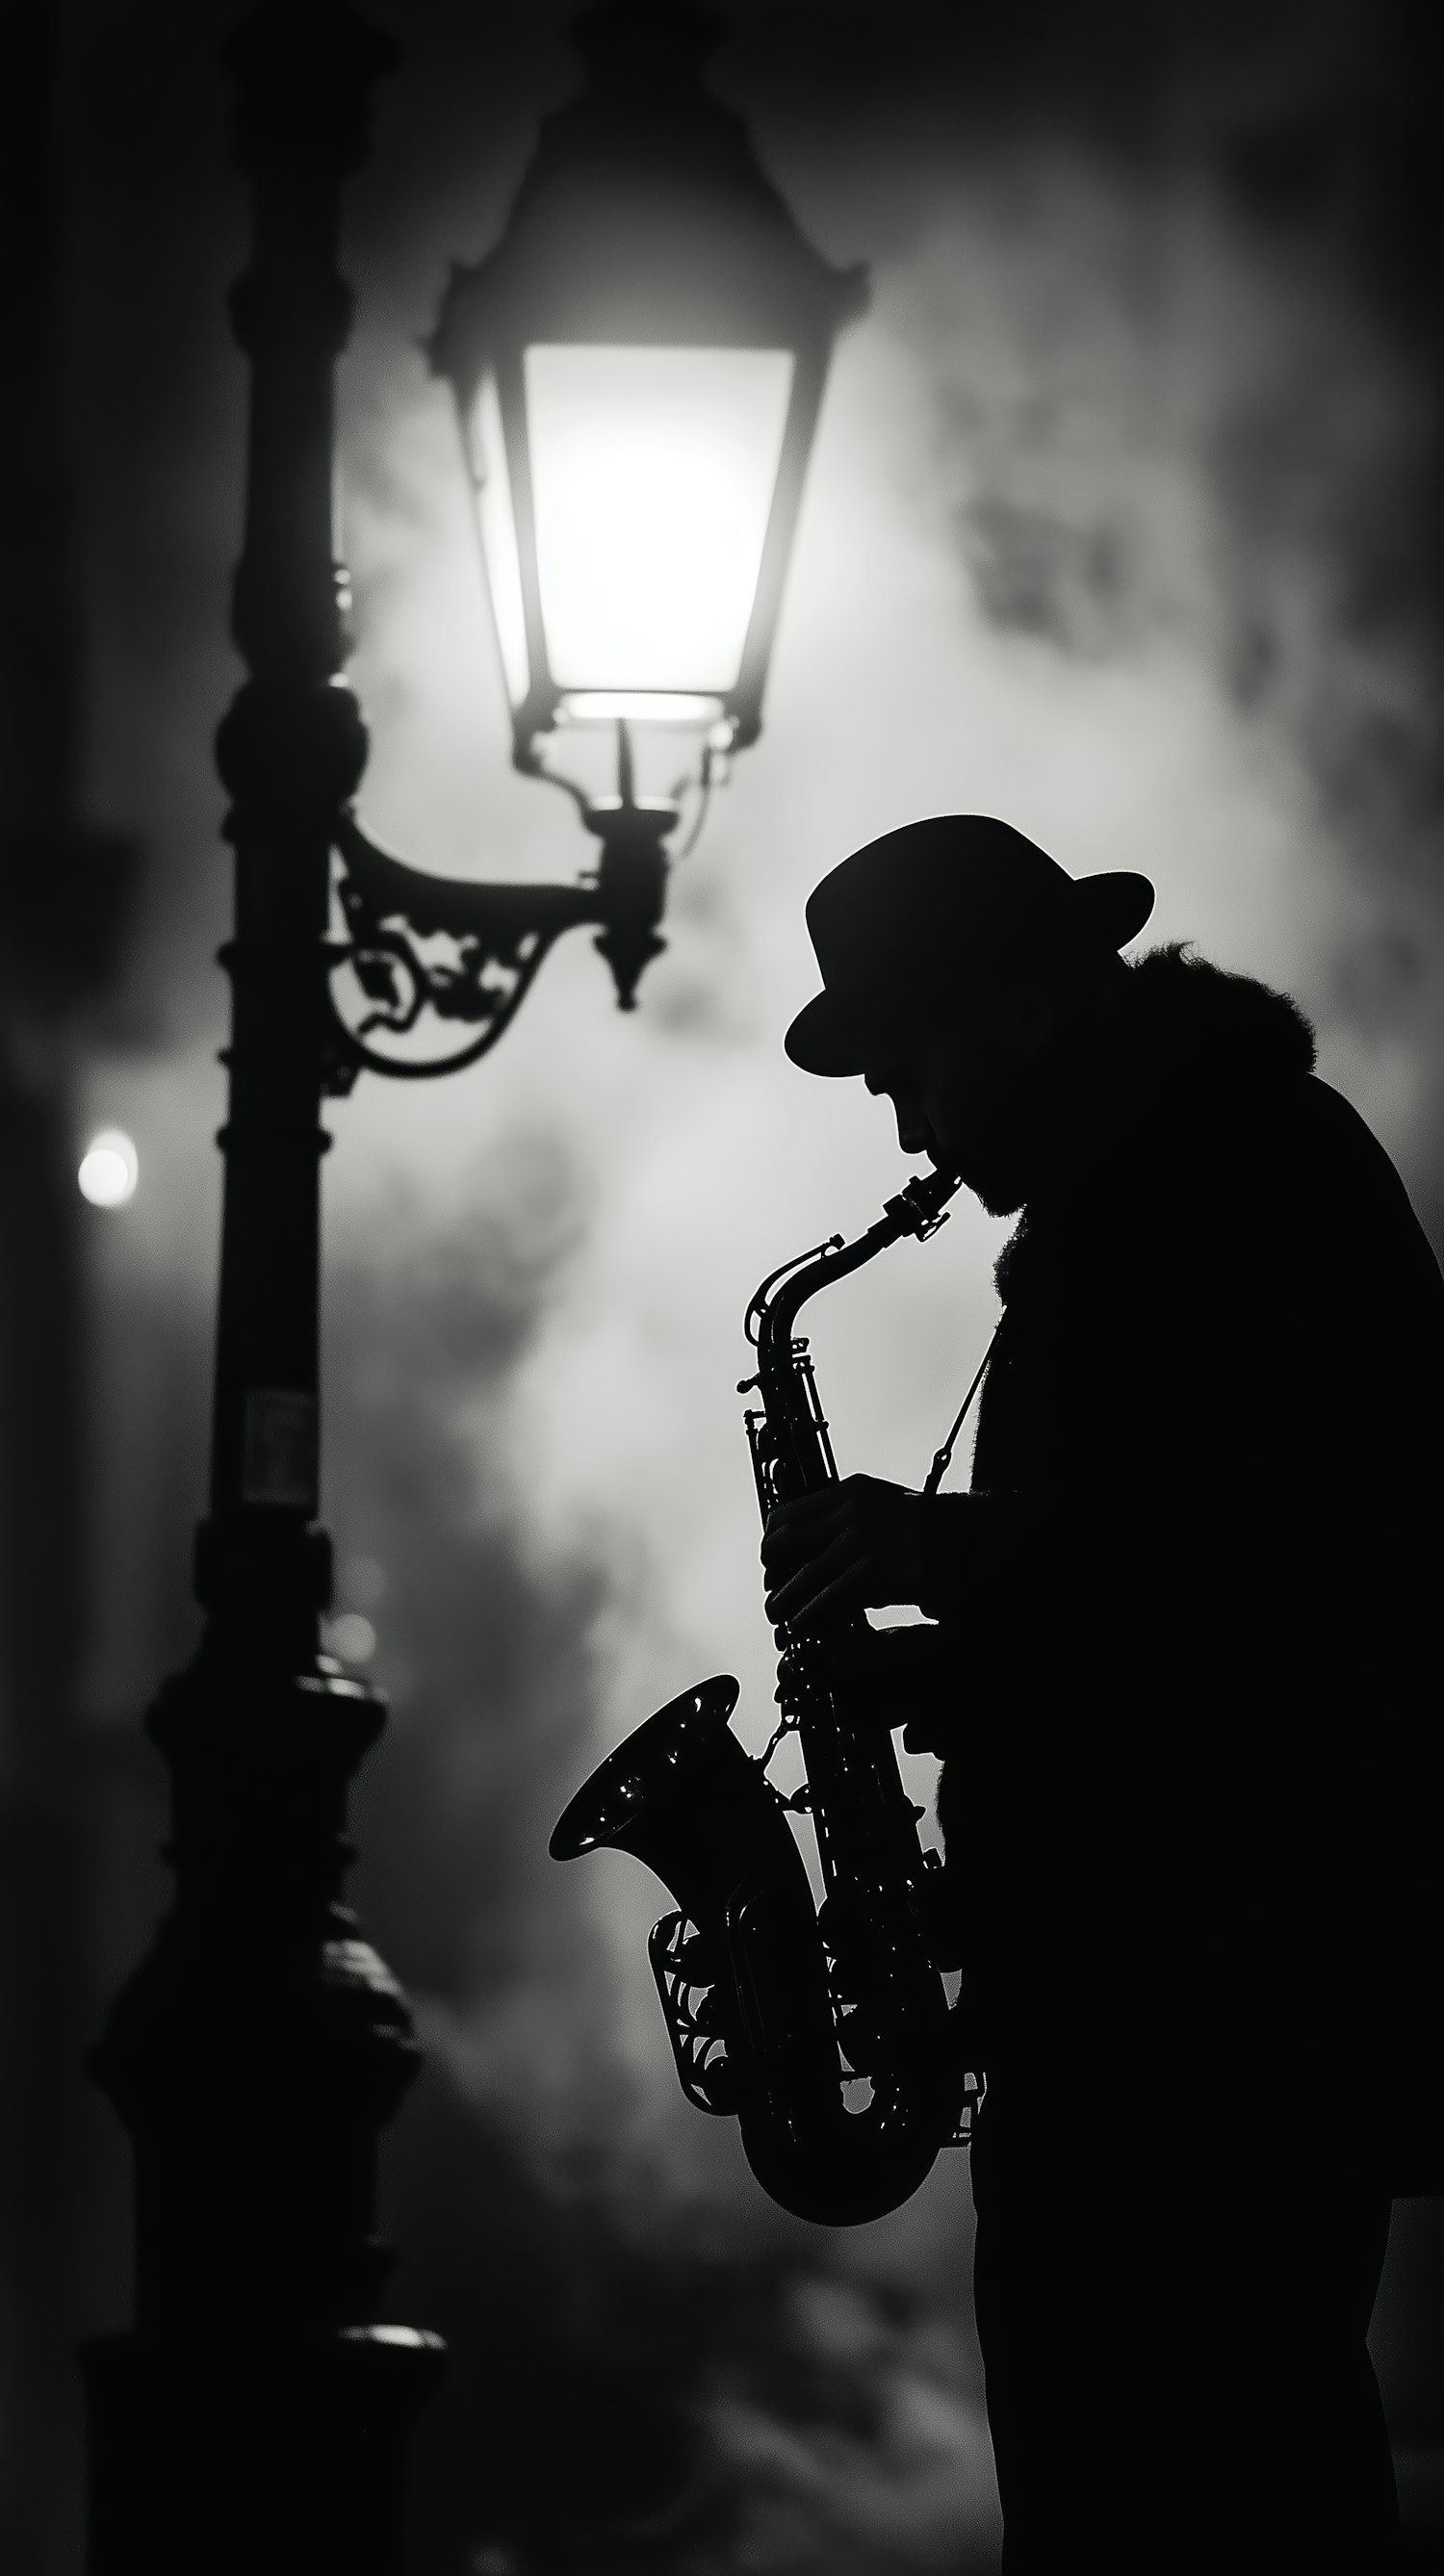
[4,1,1438,2568]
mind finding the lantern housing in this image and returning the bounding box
[428,0,868,766]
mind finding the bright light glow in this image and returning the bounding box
[561,691,725,727]
[78,1128,139,1208]
[525,344,794,696]
[328,1611,377,1665]
[473,372,530,709]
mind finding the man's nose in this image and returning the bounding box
[881,1087,927,1150]
[864,1055,908,1100]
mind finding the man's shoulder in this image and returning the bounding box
[1010,953,1442,1319]
[1117,1059,1444,1396]
[1076,1054,1435,1330]
[1116,953,1432,1249]
[1229,1069,1438,1273]
[1283,1069,1420,1204]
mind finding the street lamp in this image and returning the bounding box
[331,0,864,1071]
[81,3,864,2571]
[431,1,863,764]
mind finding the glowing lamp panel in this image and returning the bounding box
[523,344,794,708]
[472,372,531,711]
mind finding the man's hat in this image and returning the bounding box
[785,814,1155,1077]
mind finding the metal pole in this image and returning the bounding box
[82,8,443,2567]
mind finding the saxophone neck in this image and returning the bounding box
[746,1167,963,1364]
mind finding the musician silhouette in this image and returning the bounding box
[762,815,1444,2572]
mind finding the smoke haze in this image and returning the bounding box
[35,0,1443,2566]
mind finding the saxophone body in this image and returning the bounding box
[550,1169,967,2226]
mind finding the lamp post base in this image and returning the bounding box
[85,1635,445,2571]
[82,2324,445,2576]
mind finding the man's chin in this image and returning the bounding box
[959,1161,1024,1218]
[917,1136,1020,1216]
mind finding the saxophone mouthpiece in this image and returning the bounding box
[884,1169,962,1240]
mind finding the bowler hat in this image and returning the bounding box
[785,815,1154,1077]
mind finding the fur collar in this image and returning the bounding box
[1114,943,1315,1082]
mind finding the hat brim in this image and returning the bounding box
[785,868,1156,1077]
[784,988,872,1077]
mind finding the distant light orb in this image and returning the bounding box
[328,1611,377,1666]
[78,1129,139,1208]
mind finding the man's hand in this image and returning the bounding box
[761,1475,932,1632]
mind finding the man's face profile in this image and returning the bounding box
[862,970,1062,1217]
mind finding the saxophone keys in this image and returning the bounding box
[838,2005,881,2074]
[688,1985,734,2036]
[674,1929,720,1984]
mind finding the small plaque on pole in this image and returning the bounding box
[242,1386,317,1508]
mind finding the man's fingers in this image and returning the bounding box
[762,1494,846,1554]
[784,1559,865,1633]
[764,1528,856,1620]
[765,1534,864,1630]
[761,1500,848,1578]
[766,1489,842,1524]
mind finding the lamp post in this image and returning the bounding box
[81,3,864,2568]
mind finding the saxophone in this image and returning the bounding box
[550,1167,970,2226]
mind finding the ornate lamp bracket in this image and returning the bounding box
[324,751,676,1092]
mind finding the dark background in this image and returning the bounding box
[2,1,1439,2568]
